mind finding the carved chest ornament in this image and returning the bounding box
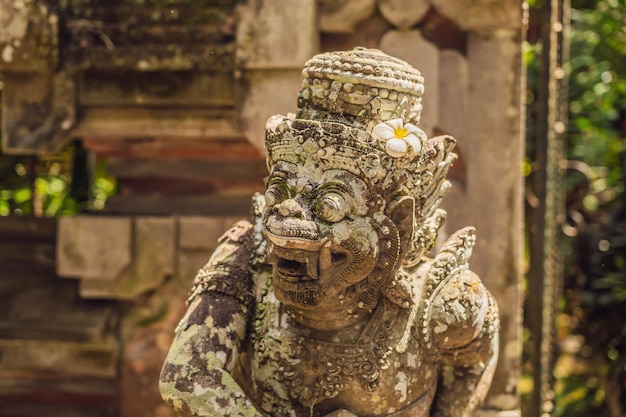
[251,273,418,410]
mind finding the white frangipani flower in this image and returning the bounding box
[372,118,427,158]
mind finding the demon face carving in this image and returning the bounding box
[263,161,381,317]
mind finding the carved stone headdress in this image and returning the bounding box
[265,47,456,266]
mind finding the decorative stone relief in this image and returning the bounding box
[160,48,499,417]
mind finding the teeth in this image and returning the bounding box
[320,242,333,271]
[306,257,319,280]
[295,252,308,263]
[272,246,321,280]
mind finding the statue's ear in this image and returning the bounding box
[389,196,415,259]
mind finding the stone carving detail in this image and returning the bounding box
[159,48,499,417]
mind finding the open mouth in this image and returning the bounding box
[268,244,350,284]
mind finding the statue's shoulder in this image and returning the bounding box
[420,227,497,352]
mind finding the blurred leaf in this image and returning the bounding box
[12,188,31,204]
[0,200,9,216]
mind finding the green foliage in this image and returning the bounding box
[568,0,626,176]
[0,71,116,216]
[523,0,625,415]
[0,151,116,217]
[553,0,626,416]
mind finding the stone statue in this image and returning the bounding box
[159,48,499,417]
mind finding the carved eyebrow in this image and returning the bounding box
[316,180,353,196]
[264,170,286,187]
[267,173,287,183]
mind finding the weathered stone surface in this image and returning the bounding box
[0,274,116,342]
[178,217,249,292]
[320,13,391,52]
[80,217,176,299]
[420,8,467,52]
[119,276,188,417]
[378,0,430,30]
[379,30,439,135]
[237,69,303,151]
[233,0,318,151]
[177,229,226,293]
[78,279,121,300]
[176,251,210,288]
[57,216,132,281]
[60,1,238,72]
[2,71,76,154]
[179,216,243,250]
[319,0,376,33]
[431,0,522,31]
[236,0,317,69]
[0,0,58,72]
[103,194,256,217]
[121,327,177,417]
[0,338,118,378]
[121,217,175,295]
[475,410,522,417]
[0,216,121,415]
[71,109,241,142]
[438,49,468,139]
[80,72,235,108]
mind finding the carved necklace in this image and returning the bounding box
[252,290,410,409]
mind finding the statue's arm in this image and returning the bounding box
[159,220,264,417]
[429,269,500,417]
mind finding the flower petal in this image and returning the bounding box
[403,133,422,154]
[385,138,407,158]
[403,122,420,132]
[372,122,395,141]
[386,118,405,130]
[404,123,427,139]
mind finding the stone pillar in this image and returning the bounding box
[235,0,319,151]
[446,29,523,416]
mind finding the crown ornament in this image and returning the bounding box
[297,47,425,127]
[265,47,457,266]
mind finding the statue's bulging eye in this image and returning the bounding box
[265,183,288,208]
[318,192,349,223]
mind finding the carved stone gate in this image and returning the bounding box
[1,1,525,416]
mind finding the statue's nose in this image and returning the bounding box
[277,199,306,219]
